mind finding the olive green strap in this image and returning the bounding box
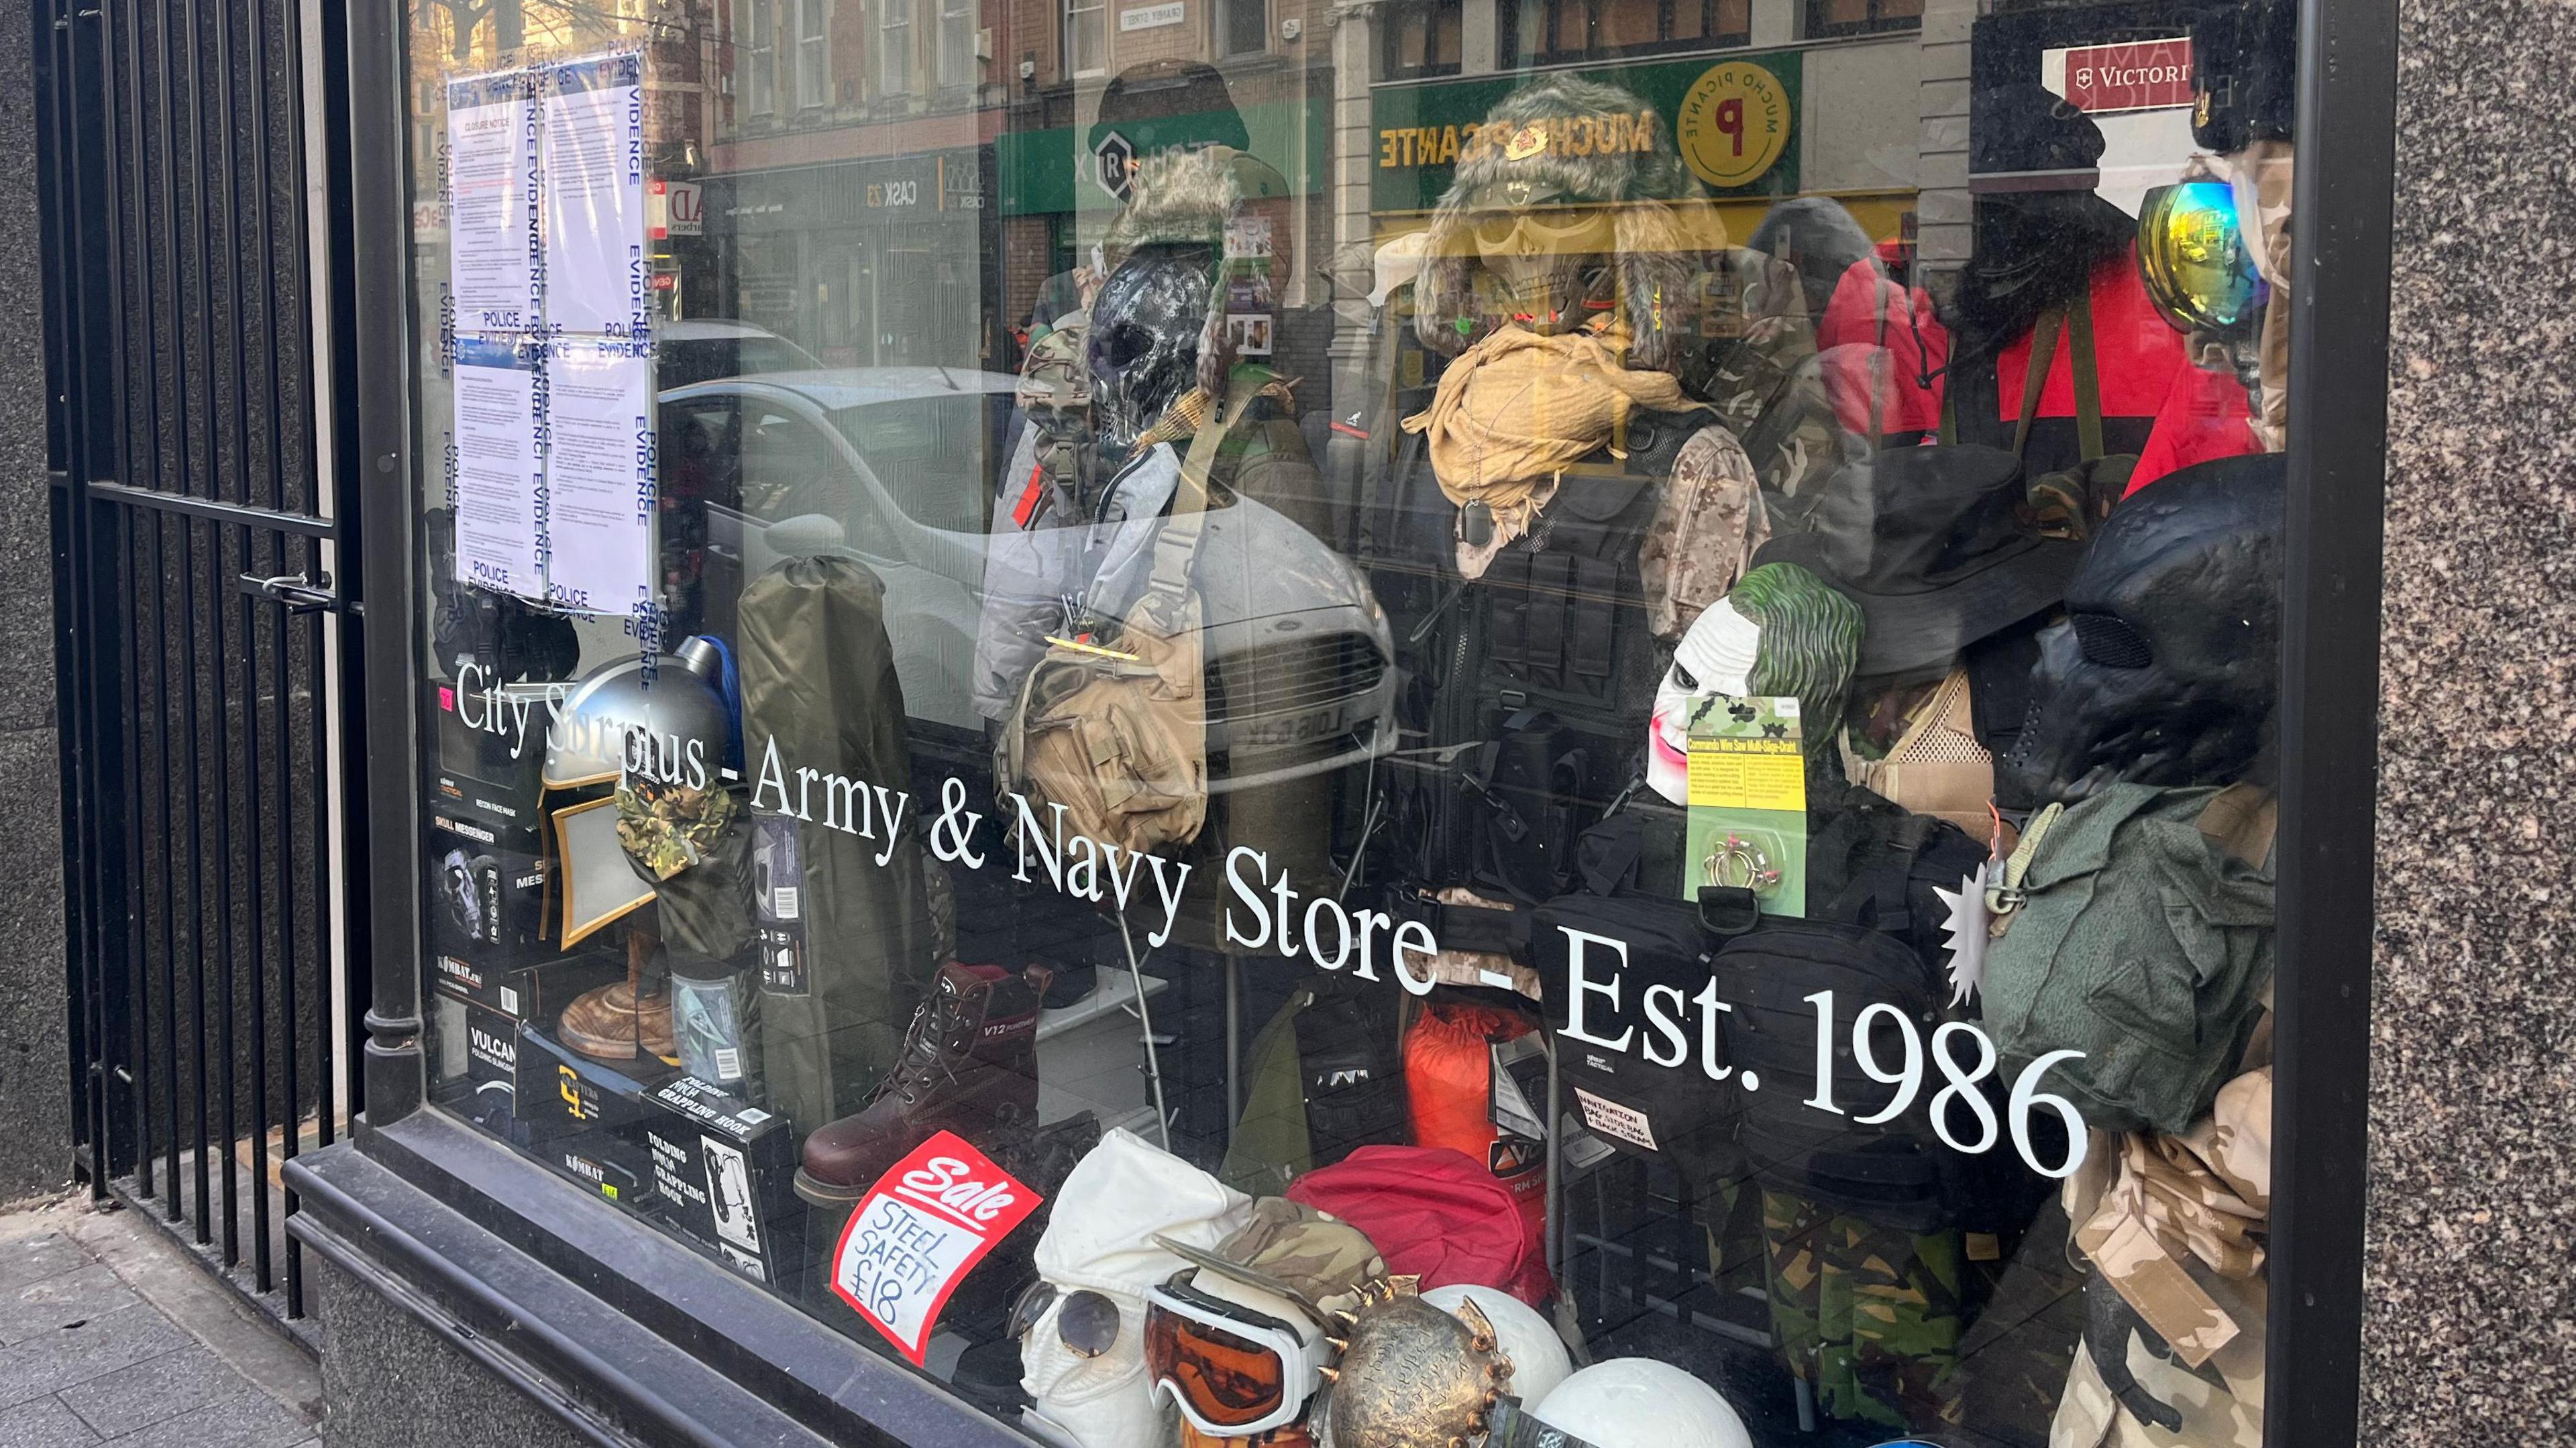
[2068,290,2106,463]
[2011,309,2065,461]
[1986,801,2065,918]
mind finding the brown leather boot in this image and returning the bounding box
[794,961,1048,1205]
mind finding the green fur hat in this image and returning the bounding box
[1413,76,1707,372]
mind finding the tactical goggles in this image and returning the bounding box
[1142,1270,1330,1437]
[2136,180,2259,334]
[1468,203,1617,259]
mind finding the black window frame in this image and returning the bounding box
[1381,0,1467,80]
[1509,0,1752,68]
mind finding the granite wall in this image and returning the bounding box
[0,0,72,1206]
[2365,0,2576,1435]
[310,1257,591,1448]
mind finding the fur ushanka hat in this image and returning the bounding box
[1413,76,1707,373]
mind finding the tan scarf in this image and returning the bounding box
[1400,322,1703,570]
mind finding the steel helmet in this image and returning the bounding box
[1422,1284,1571,1405]
[1532,1358,1754,1448]
[541,635,733,790]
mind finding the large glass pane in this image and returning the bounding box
[405,0,2296,1441]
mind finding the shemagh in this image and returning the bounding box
[1401,321,1703,577]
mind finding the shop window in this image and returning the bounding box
[1511,0,1750,64]
[1221,0,1271,56]
[1064,0,1106,76]
[409,3,2309,1442]
[1807,0,1921,38]
[938,0,978,89]
[881,0,915,96]
[793,0,831,107]
[737,0,775,115]
[1381,0,1464,78]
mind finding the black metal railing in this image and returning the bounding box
[37,0,366,1321]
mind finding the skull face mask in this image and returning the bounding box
[2004,454,2285,803]
[1087,242,1218,458]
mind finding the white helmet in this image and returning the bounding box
[1420,1284,1571,1406]
[1532,1358,1754,1448]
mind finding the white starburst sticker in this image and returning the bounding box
[1935,860,1994,1008]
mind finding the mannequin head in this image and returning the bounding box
[1087,242,1216,455]
[1413,76,1704,371]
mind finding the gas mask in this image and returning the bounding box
[1466,184,1614,334]
[2004,453,2284,803]
[1088,243,1218,461]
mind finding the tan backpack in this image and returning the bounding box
[995,388,1255,858]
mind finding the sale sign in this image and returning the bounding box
[830,1132,1042,1365]
[2044,38,2196,115]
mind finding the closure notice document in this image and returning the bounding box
[445,72,537,331]
[543,339,656,616]
[542,52,649,338]
[451,336,545,601]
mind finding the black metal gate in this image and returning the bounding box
[37,0,365,1320]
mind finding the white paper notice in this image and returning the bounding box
[451,337,545,601]
[543,53,649,338]
[543,339,655,616]
[445,73,538,331]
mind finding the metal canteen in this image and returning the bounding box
[542,635,733,790]
[1311,1283,1513,1448]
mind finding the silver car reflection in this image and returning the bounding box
[660,368,1395,788]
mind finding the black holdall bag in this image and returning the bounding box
[1713,799,2043,1235]
[1529,885,1736,1164]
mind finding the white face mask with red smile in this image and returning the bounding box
[1647,600,1761,804]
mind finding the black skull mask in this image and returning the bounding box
[2004,453,2284,803]
[1087,243,1216,457]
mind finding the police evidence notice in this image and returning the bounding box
[542,341,655,616]
[445,72,537,331]
[451,337,545,601]
[542,53,649,338]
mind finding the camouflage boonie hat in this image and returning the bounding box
[1018,310,1091,409]
[1155,1197,1387,1319]
[614,776,738,881]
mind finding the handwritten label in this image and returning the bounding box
[830,1132,1041,1364]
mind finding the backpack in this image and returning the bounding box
[1715,797,2051,1234]
[994,389,1254,859]
[1529,885,1736,1163]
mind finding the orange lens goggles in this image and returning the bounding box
[1142,1275,1322,1437]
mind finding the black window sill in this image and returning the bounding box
[284,1110,1034,1448]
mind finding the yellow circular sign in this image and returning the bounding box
[1677,61,1790,190]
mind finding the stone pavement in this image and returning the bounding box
[0,1197,321,1448]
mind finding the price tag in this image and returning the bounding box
[830,1132,1042,1365]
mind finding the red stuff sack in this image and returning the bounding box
[1286,1144,1553,1306]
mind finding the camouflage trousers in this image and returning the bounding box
[1759,1191,1969,1433]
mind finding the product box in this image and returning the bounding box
[555,1125,659,1209]
[643,1075,806,1286]
[431,947,623,1024]
[432,994,525,1133]
[427,811,553,954]
[515,1020,677,1140]
[430,672,553,844]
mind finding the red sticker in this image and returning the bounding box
[830,1131,1042,1364]
[1011,461,1049,529]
